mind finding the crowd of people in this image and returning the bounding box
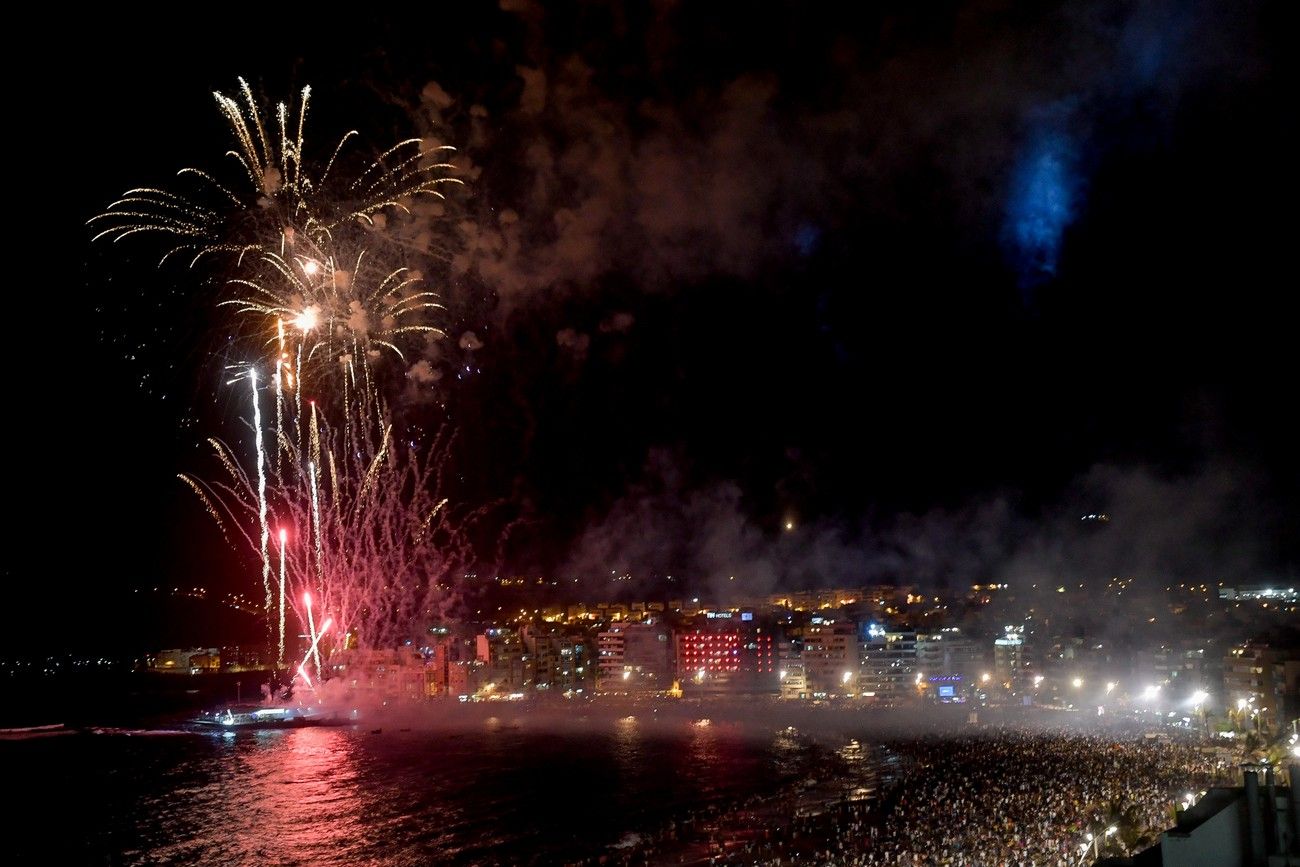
[589,723,1236,867]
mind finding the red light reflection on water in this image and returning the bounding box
[202,728,373,864]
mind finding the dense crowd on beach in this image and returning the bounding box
[592,724,1235,867]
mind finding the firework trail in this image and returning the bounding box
[275,318,285,477]
[296,617,333,691]
[250,369,271,614]
[181,386,482,654]
[100,79,490,670]
[309,459,324,587]
[304,591,321,681]
[278,528,287,667]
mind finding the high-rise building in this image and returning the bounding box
[861,629,918,700]
[994,625,1029,688]
[448,658,486,698]
[801,618,858,696]
[1225,641,1300,731]
[520,624,590,693]
[675,612,777,694]
[916,628,982,681]
[596,623,673,693]
[1149,641,1217,698]
[778,632,808,699]
[328,648,427,703]
[476,629,531,693]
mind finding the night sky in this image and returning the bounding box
[11,2,1295,650]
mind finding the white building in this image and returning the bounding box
[1127,766,1299,866]
[596,623,673,693]
[861,630,918,700]
[801,619,858,696]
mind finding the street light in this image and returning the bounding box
[1085,830,1100,860]
[1106,681,1116,695]
[1072,677,1083,689]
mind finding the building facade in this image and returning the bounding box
[801,618,858,696]
[596,623,673,693]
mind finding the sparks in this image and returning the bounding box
[89,78,463,268]
[250,368,271,615]
[277,528,287,667]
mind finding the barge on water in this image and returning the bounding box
[191,705,342,730]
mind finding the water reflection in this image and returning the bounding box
[14,721,797,865]
[612,714,643,770]
[188,728,368,864]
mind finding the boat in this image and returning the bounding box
[0,723,75,740]
[190,704,342,730]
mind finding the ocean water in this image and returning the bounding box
[6,713,811,866]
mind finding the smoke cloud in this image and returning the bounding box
[414,1,1260,312]
[563,450,1280,602]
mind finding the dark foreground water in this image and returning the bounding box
[5,714,814,866]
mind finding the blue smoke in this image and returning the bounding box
[998,2,1190,291]
[793,222,821,257]
[1003,121,1082,289]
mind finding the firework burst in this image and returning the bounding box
[225,245,447,370]
[100,79,485,663]
[89,77,463,268]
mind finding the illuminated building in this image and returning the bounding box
[596,623,672,693]
[1225,642,1300,731]
[780,659,808,699]
[476,629,531,692]
[994,625,1029,687]
[448,659,486,699]
[425,635,453,697]
[328,648,427,703]
[218,644,277,672]
[767,588,874,612]
[152,648,220,674]
[915,628,982,681]
[675,611,777,694]
[1225,643,1269,717]
[801,618,859,696]
[860,629,918,700]
[520,624,590,692]
[778,633,808,699]
[1145,640,1219,703]
[1219,585,1300,604]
